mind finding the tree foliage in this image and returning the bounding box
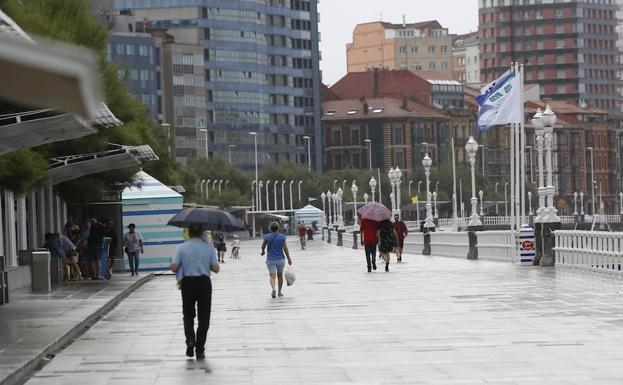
[0,0,178,201]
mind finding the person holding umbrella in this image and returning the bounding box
[377,219,398,272]
[261,222,292,298]
[170,223,220,360]
[358,202,392,272]
[167,207,245,359]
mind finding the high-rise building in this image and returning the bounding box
[115,0,322,170]
[478,0,620,113]
[346,20,454,73]
[452,32,480,86]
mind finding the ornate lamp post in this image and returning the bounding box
[205,180,210,199]
[479,190,484,217]
[298,180,303,205]
[620,192,623,216]
[495,182,499,215]
[528,191,534,216]
[388,167,396,212]
[321,192,327,226]
[465,136,482,226]
[542,104,560,222]
[573,192,578,217]
[395,167,403,218]
[327,191,333,226]
[336,188,344,229]
[265,180,271,211]
[363,193,369,203]
[200,179,205,199]
[289,181,294,211]
[422,154,435,229]
[251,180,256,211]
[433,191,438,219]
[273,181,278,211]
[580,191,585,221]
[281,180,286,211]
[408,180,413,199]
[532,108,546,223]
[417,180,422,223]
[369,177,377,202]
[212,179,218,192]
[218,180,223,195]
[258,181,263,211]
[351,181,359,226]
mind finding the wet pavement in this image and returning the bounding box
[19,236,623,384]
[0,274,152,385]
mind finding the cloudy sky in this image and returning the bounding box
[318,0,479,85]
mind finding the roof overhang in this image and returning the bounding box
[0,10,104,119]
[0,110,96,156]
[48,144,159,185]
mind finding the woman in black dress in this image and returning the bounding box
[377,219,398,272]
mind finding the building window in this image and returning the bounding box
[399,46,406,54]
[557,84,566,93]
[392,125,404,145]
[440,45,448,53]
[116,44,124,55]
[441,62,449,70]
[393,150,405,169]
[126,44,135,55]
[428,46,436,53]
[411,46,418,54]
[332,129,341,146]
[428,61,436,70]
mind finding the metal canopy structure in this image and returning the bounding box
[0,110,95,156]
[48,144,159,185]
[0,9,103,119]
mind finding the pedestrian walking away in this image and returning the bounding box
[392,214,408,263]
[377,219,398,272]
[213,232,226,263]
[86,218,106,279]
[261,222,293,298]
[104,219,119,274]
[297,222,306,250]
[230,235,240,259]
[123,223,144,276]
[359,217,378,273]
[170,223,220,360]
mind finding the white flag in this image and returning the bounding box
[476,70,522,132]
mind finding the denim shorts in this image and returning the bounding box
[266,259,286,274]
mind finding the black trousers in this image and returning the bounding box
[364,244,377,268]
[181,276,212,353]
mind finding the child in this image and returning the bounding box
[230,235,241,259]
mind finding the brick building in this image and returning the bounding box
[478,0,620,114]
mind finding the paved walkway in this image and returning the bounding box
[20,236,623,385]
[0,274,152,385]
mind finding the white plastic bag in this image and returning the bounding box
[284,266,296,286]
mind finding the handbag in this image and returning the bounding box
[284,266,296,286]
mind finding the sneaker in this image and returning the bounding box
[278,293,284,297]
[367,266,372,273]
[186,345,194,358]
[271,290,276,298]
[385,263,389,272]
[131,272,135,276]
[372,263,377,271]
[196,351,205,360]
[135,272,139,276]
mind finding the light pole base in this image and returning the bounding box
[467,225,482,260]
[535,221,560,267]
[337,230,344,247]
[422,227,434,255]
[327,229,332,244]
[352,232,359,250]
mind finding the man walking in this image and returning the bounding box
[123,223,144,276]
[170,223,219,360]
[86,218,106,279]
[104,219,119,275]
[393,214,408,263]
[297,222,306,250]
[359,217,378,272]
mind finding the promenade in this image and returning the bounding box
[19,237,623,385]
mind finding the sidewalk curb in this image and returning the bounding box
[1,273,154,385]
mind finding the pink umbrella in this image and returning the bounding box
[357,202,391,222]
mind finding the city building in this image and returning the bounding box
[107,32,163,121]
[452,32,480,86]
[346,20,454,73]
[115,0,322,170]
[478,0,620,114]
[321,98,447,175]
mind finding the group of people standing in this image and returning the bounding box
[360,214,408,273]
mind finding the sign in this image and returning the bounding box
[411,196,418,204]
[521,240,535,251]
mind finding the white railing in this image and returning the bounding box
[477,230,516,262]
[430,231,469,258]
[559,216,575,224]
[405,221,419,231]
[483,216,511,226]
[554,230,623,273]
[403,232,425,255]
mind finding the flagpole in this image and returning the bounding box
[452,137,458,229]
[509,62,516,260]
[519,63,527,227]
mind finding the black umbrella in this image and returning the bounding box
[167,207,246,232]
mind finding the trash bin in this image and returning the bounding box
[0,256,8,305]
[32,251,52,294]
[50,257,63,286]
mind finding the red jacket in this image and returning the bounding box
[359,218,378,245]
[393,220,408,239]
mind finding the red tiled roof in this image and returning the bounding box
[320,83,340,101]
[322,98,446,120]
[411,70,455,81]
[329,70,431,102]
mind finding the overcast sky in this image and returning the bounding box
[318,0,479,86]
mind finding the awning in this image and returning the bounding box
[48,144,159,185]
[0,110,96,156]
[0,10,104,120]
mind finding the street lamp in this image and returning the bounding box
[528,191,533,216]
[200,179,205,198]
[258,180,263,211]
[369,177,377,202]
[265,180,271,211]
[327,191,333,226]
[336,188,344,229]
[495,182,499,215]
[298,181,303,205]
[228,144,236,164]
[388,167,396,212]
[408,180,413,198]
[303,135,311,171]
[525,145,534,184]
[422,153,435,228]
[504,182,509,217]
[364,139,372,171]
[250,132,259,217]
[580,191,585,217]
[587,146,596,217]
[531,108,546,223]
[289,180,294,211]
[333,179,338,190]
[342,179,347,192]
[212,179,218,191]
[417,180,422,223]
[273,180,278,211]
[433,191,438,219]
[281,180,286,211]
[363,193,369,203]
[251,180,256,211]
[321,192,327,226]
[352,181,359,227]
[204,179,210,199]
[465,136,482,226]
[479,190,484,216]
[573,191,578,217]
[218,180,223,195]
[619,192,623,217]
[199,128,208,159]
[542,104,559,222]
[395,167,403,218]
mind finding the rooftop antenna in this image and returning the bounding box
[402,14,406,27]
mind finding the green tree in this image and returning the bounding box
[0,0,179,202]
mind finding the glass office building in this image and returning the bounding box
[115,0,322,170]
